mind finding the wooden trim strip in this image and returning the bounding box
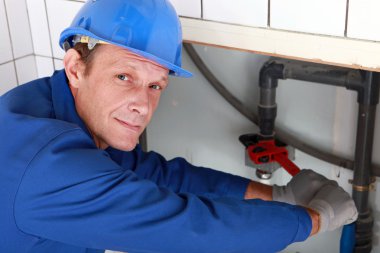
[181,17,380,72]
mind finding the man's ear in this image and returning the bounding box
[63,48,85,89]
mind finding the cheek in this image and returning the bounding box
[76,81,115,124]
[149,93,161,115]
[149,94,160,121]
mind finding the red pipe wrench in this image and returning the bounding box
[247,139,301,176]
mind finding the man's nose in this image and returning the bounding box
[127,86,149,115]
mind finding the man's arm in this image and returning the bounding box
[15,129,312,253]
[112,145,251,199]
[243,180,319,236]
[244,180,273,201]
[243,173,357,237]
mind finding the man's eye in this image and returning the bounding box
[117,74,129,81]
[150,84,162,90]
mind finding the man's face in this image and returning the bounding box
[67,44,169,151]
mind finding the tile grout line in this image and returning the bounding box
[267,0,271,27]
[344,0,350,37]
[44,0,56,70]
[24,0,38,77]
[3,0,19,85]
[200,0,203,19]
[64,0,84,3]
[0,54,35,68]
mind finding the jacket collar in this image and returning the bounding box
[50,69,92,138]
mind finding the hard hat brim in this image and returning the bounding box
[60,27,193,78]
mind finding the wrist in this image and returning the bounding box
[306,208,320,236]
[244,181,273,201]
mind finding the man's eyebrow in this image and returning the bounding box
[152,76,169,86]
[159,76,168,82]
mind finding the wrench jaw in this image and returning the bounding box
[239,133,297,176]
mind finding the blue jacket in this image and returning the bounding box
[0,70,311,253]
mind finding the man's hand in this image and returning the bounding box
[308,183,358,233]
[272,169,334,206]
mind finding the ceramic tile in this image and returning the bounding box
[26,0,52,57]
[15,55,37,85]
[5,0,33,58]
[46,0,83,59]
[54,58,64,70]
[35,56,54,78]
[271,0,346,36]
[0,62,17,95]
[170,0,201,18]
[203,0,268,27]
[0,0,13,63]
[347,0,380,41]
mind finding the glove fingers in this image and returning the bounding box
[290,169,335,206]
[309,184,358,232]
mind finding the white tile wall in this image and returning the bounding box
[26,0,52,57]
[46,0,83,59]
[4,0,33,58]
[15,55,37,84]
[0,0,13,64]
[347,0,380,41]
[0,62,17,95]
[35,56,54,78]
[170,0,201,18]
[271,0,347,37]
[203,0,268,27]
[54,58,64,70]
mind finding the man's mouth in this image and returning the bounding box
[115,118,141,133]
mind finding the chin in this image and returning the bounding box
[112,138,138,151]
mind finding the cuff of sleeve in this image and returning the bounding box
[225,175,251,199]
[291,205,313,242]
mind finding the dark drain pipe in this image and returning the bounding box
[259,59,379,253]
[183,43,380,176]
[351,72,378,253]
[183,43,378,252]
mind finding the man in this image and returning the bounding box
[0,0,357,252]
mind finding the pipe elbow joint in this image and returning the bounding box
[259,61,285,89]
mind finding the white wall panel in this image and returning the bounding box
[35,56,54,78]
[5,0,33,58]
[15,55,37,85]
[347,0,380,41]
[0,0,13,64]
[26,0,52,57]
[0,62,17,95]
[46,0,83,59]
[271,0,347,37]
[276,79,337,151]
[203,0,267,27]
[170,0,201,18]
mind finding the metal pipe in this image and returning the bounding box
[183,43,380,176]
[352,104,376,213]
[262,60,379,253]
[184,43,379,252]
[258,62,283,137]
[263,60,378,253]
[282,60,364,88]
[351,72,379,253]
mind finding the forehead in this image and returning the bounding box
[94,44,169,74]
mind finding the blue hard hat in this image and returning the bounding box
[59,0,193,78]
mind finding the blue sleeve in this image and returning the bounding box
[14,129,312,253]
[114,146,251,199]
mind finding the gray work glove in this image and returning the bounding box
[272,169,334,206]
[309,183,358,232]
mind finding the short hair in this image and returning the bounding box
[72,43,102,76]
